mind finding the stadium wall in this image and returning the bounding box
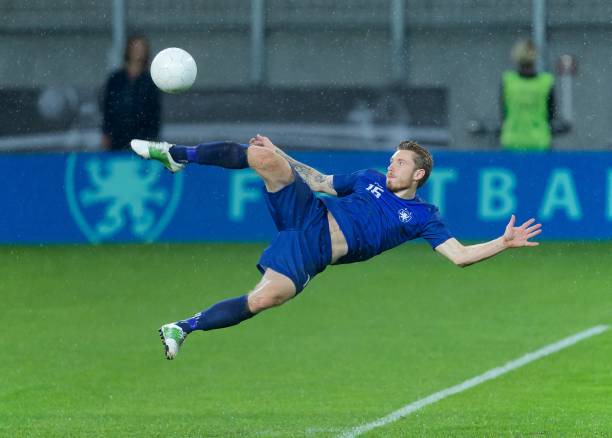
[2,2,612,150]
[2,150,611,244]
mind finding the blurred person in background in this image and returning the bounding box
[101,35,160,151]
[500,39,556,151]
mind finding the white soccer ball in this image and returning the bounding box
[151,48,197,94]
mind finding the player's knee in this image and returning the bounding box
[247,290,290,313]
[248,146,284,173]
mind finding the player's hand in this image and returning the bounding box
[249,134,276,150]
[502,215,542,248]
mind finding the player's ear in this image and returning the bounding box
[414,168,425,183]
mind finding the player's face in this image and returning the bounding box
[385,150,422,192]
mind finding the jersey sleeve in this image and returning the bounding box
[420,208,453,249]
[333,169,378,197]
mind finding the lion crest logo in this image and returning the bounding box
[65,154,183,243]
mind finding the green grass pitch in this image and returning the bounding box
[1,242,611,437]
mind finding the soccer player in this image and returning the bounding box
[130,136,542,360]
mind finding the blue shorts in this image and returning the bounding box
[257,173,332,294]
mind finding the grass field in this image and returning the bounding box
[1,242,611,437]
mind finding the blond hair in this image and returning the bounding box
[511,39,537,67]
[397,141,433,188]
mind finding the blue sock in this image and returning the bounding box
[169,141,249,169]
[176,295,254,334]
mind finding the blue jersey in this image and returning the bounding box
[321,169,452,265]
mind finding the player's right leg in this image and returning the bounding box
[130,138,293,192]
[159,268,295,360]
[130,139,250,173]
[246,145,294,192]
[130,140,185,173]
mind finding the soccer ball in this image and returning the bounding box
[151,48,197,94]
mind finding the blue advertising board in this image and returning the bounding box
[1,150,610,244]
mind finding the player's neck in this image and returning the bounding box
[392,186,417,200]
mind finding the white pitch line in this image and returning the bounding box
[338,324,609,438]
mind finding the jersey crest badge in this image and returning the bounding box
[398,208,413,223]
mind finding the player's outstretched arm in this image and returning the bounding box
[435,215,542,268]
[249,134,337,195]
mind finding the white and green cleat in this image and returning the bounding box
[159,323,187,360]
[130,139,185,173]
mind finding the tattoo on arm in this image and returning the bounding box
[274,148,334,193]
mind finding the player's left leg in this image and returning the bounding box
[246,268,297,313]
[159,268,295,360]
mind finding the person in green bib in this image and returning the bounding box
[500,39,556,151]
